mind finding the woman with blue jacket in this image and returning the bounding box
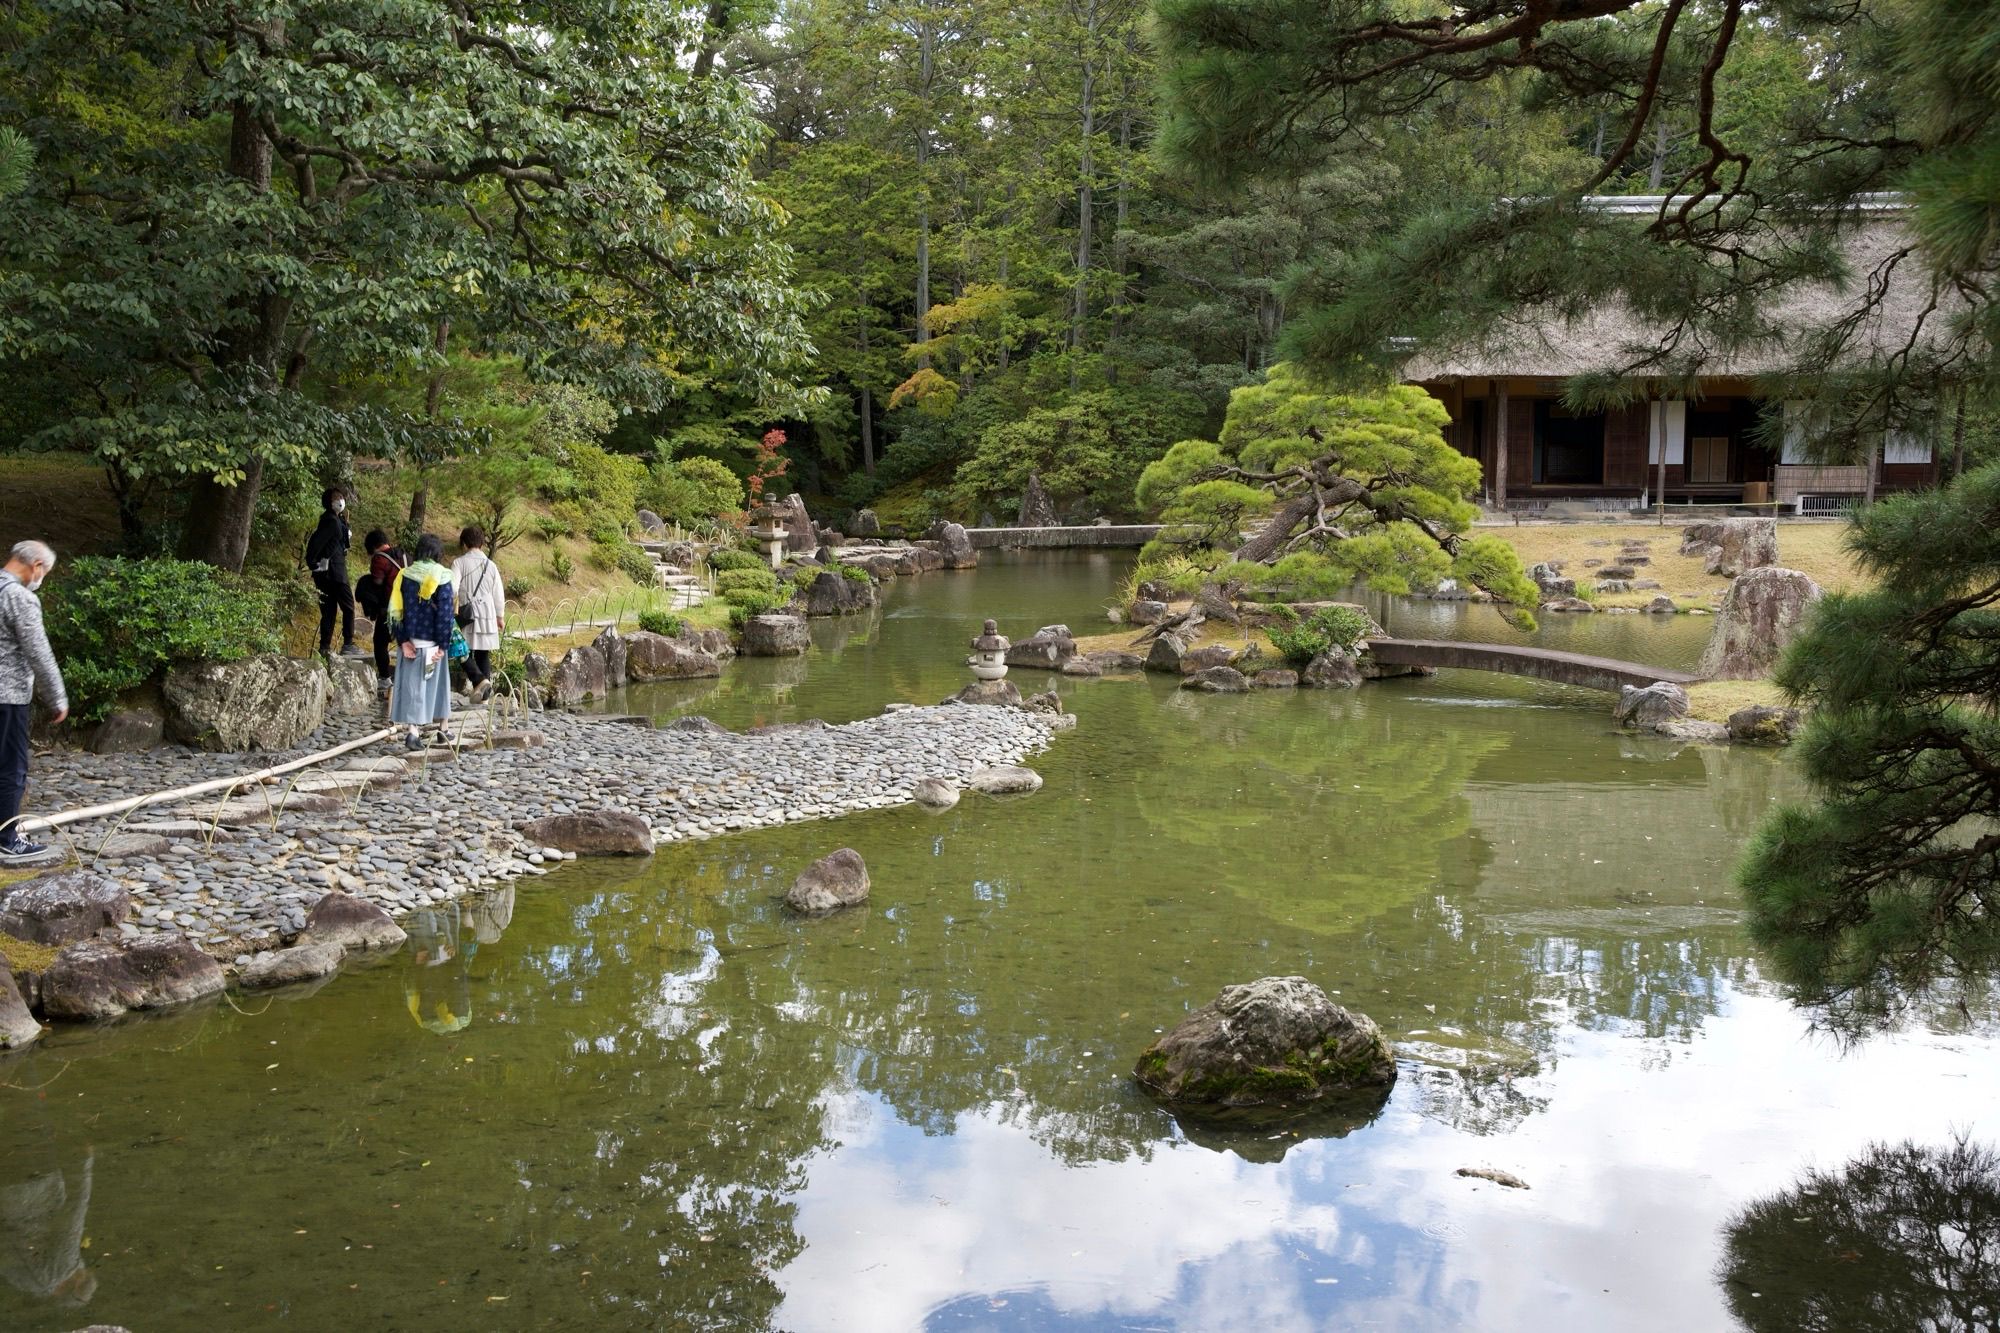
[389,533,456,750]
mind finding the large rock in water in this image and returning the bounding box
[929,521,978,569]
[1613,681,1690,730]
[1017,471,1058,527]
[1728,703,1804,745]
[300,890,408,951]
[41,938,227,1021]
[1680,517,1778,578]
[521,810,655,856]
[947,679,1023,707]
[676,624,735,660]
[799,569,877,617]
[1006,627,1077,669]
[0,965,40,1049]
[1699,567,1823,680]
[0,869,132,946]
[1134,976,1396,1124]
[594,626,629,689]
[784,848,870,913]
[240,940,346,990]
[545,645,609,706]
[967,765,1043,795]
[1144,629,1194,673]
[742,613,811,657]
[624,632,721,682]
[1301,648,1362,689]
[162,655,330,751]
[1182,665,1250,693]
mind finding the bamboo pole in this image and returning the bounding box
[12,725,397,836]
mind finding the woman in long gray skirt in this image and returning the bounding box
[389,533,456,751]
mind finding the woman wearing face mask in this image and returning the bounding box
[305,486,362,658]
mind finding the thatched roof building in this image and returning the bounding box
[1404,201,1945,511]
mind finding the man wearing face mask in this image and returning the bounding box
[0,540,66,865]
[305,486,362,658]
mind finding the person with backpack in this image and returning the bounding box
[450,526,506,703]
[305,487,362,658]
[390,534,455,751]
[356,529,407,696]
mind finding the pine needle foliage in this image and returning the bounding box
[1739,458,2000,1033]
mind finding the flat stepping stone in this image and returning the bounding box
[484,731,547,749]
[178,791,344,825]
[290,773,389,798]
[339,757,409,776]
[91,833,171,860]
[127,820,238,843]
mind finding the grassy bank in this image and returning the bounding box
[1488,521,1863,609]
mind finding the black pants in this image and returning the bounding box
[0,702,30,846]
[315,571,355,652]
[462,648,493,689]
[372,615,393,681]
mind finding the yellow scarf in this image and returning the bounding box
[388,559,453,624]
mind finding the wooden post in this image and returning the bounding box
[1653,388,1667,526]
[1494,381,1510,508]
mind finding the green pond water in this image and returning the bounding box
[3,551,1996,1332]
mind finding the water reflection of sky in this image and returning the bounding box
[775,986,2000,1333]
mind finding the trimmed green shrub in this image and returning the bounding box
[837,563,872,583]
[706,548,765,573]
[637,610,684,637]
[43,557,282,723]
[547,550,575,585]
[1267,604,1374,665]
[616,544,657,586]
[715,567,779,595]
[723,588,789,629]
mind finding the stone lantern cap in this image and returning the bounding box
[971,619,1010,652]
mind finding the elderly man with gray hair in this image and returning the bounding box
[0,540,66,864]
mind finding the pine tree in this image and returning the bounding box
[1739,460,2000,1030]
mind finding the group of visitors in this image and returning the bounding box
[316,490,508,752]
[0,494,514,863]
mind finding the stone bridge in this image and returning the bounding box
[1367,639,1701,693]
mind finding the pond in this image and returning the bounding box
[2,551,1994,1332]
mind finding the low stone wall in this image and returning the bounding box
[965,525,1162,550]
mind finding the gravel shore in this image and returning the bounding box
[23,703,1057,970]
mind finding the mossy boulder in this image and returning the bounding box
[1134,976,1396,1127]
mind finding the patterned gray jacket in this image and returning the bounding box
[0,569,66,712]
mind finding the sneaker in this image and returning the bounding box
[404,731,424,752]
[339,643,366,657]
[0,838,60,866]
[471,680,494,703]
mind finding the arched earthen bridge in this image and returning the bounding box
[1367,639,1701,693]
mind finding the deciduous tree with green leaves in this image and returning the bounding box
[0,0,810,570]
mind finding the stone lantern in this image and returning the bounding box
[748,506,787,571]
[969,619,1010,681]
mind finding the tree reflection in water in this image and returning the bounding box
[1718,1137,2000,1332]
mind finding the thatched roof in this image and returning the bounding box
[1402,204,1956,383]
